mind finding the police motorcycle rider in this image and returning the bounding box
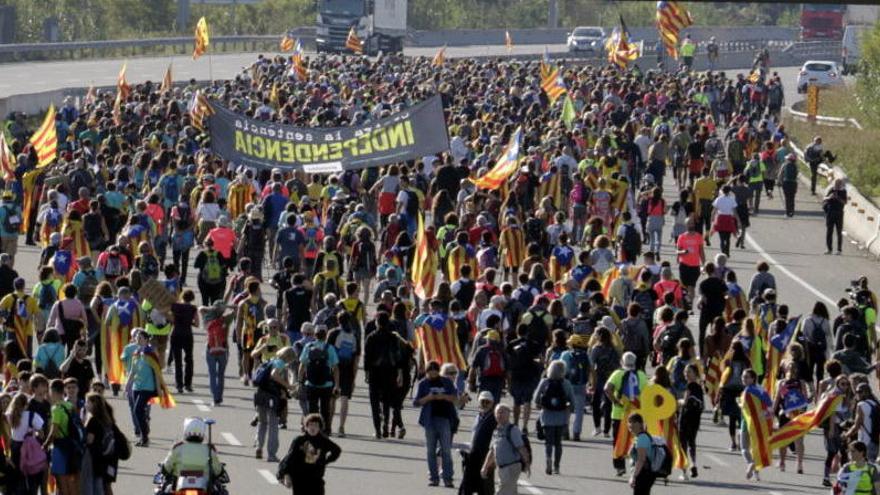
[157,417,228,494]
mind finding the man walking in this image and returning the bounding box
[804,136,824,195]
[414,360,459,488]
[481,404,531,495]
[824,178,847,255]
[777,153,799,217]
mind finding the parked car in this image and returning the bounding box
[567,26,605,54]
[796,60,845,93]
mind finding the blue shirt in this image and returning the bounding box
[129,348,157,392]
[298,341,339,388]
[261,193,288,228]
[630,431,653,464]
[275,226,305,261]
[35,342,65,371]
[413,376,458,427]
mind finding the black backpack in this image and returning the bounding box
[504,424,531,470]
[405,190,420,218]
[868,400,880,445]
[805,316,828,354]
[305,344,331,385]
[621,223,642,256]
[540,379,569,411]
[525,309,549,347]
[566,348,590,385]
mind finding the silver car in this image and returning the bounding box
[567,26,606,53]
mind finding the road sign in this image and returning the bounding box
[806,84,819,121]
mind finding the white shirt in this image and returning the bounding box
[712,194,737,215]
[196,203,222,222]
[634,134,652,163]
[449,136,469,163]
[8,410,44,442]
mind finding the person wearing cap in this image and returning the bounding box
[460,390,497,494]
[0,277,39,358]
[0,189,21,264]
[604,351,649,476]
[468,329,508,403]
[777,152,800,218]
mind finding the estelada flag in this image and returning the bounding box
[705,354,722,405]
[659,417,689,469]
[541,65,567,103]
[612,403,636,458]
[741,384,774,470]
[471,127,522,190]
[411,213,437,301]
[142,348,176,408]
[345,27,363,54]
[101,299,143,385]
[193,16,210,60]
[769,390,842,451]
[414,312,466,371]
[30,105,57,169]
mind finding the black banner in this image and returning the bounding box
[206,95,449,173]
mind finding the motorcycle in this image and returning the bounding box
[153,419,230,495]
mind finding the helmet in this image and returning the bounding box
[183,417,207,442]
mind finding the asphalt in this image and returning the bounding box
[1,51,868,494]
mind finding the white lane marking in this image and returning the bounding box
[259,469,279,485]
[704,453,730,467]
[745,233,836,306]
[518,479,543,495]
[220,432,242,446]
[191,399,211,412]
[768,491,784,495]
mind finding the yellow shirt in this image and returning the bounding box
[693,177,717,202]
[0,291,40,336]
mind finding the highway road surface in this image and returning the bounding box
[2,49,861,495]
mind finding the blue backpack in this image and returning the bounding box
[566,348,590,386]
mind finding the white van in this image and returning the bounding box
[842,24,870,75]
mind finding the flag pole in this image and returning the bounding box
[208,51,214,83]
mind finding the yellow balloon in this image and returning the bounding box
[639,384,676,435]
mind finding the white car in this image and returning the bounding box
[567,26,605,53]
[796,60,845,93]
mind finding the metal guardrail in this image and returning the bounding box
[782,40,842,58]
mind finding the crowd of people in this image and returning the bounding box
[0,41,871,495]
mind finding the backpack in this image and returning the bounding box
[658,324,683,360]
[78,270,99,303]
[670,357,688,394]
[38,282,57,311]
[112,424,131,461]
[540,378,569,411]
[305,343,331,385]
[318,274,341,300]
[405,190,420,218]
[206,317,228,355]
[174,202,193,231]
[525,309,549,347]
[868,399,880,445]
[251,360,275,389]
[41,346,62,379]
[631,290,655,323]
[162,175,180,204]
[353,241,376,273]
[524,217,544,245]
[746,161,761,180]
[804,316,828,354]
[508,340,536,376]
[566,348,590,385]
[504,424,532,470]
[203,252,224,284]
[3,206,21,233]
[621,223,642,256]
[620,319,646,355]
[513,287,534,310]
[477,246,498,271]
[103,255,122,278]
[334,330,357,362]
[481,346,506,378]
[640,432,673,477]
[46,208,62,229]
[20,413,48,476]
[63,404,86,456]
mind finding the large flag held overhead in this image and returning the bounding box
[30,105,57,168]
[280,32,295,52]
[0,131,14,180]
[607,16,641,68]
[193,16,210,60]
[160,63,173,93]
[346,27,363,54]
[505,30,513,52]
[540,46,552,79]
[189,90,215,131]
[656,1,693,58]
[117,63,131,101]
[432,45,446,67]
[541,65,567,103]
[411,213,437,300]
[470,127,522,190]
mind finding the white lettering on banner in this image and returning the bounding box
[303,161,344,173]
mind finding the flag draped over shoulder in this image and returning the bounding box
[471,127,522,190]
[21,169,43,234]
[0,131,14,180]
[30,105,57,169]
[705,354,722,405]
[656,1,693,58]
[607,16,641,68]
[612,371,643,458]
[411,214,437,300]
[415,312,465,370]
[193,16,210,60]
[764,316,801,396]
[659,417,689,469]
[541,65,567,103]
[769,391,843,451]
[346,27,363,54]
[142,349,176,408]
[741,384,774,470]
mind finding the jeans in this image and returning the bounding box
[826,212,843,252]
[170,332,193,389]
[307,386,333,434]
[782,181,797,216]
[570,385,587,437]
[256,403,279,458]
[646,216,663,255]
[749,182,763,213]
[543,424,564,469]
[131,390,154,441]
[424,416,454,483]
[206,350,228,404]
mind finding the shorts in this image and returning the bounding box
[338,360,355,398]
[679,264,701,287]
[510,377,539,406]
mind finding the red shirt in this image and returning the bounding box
[68,198,90,216]
[207,227,236,259]
[676,232,704,267]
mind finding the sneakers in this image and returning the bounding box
[337,427,346,438]
[255,449,263,459]
[267,455,279,463]
[822,477,832,487]
[691,466,698,478]
[545,466,552,475]
[443,480,455,488]
[592,428,601,437]
[398,427,406,439]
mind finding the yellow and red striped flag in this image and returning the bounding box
[415,312,466,370]
[193,16,210,60]
[280,33,295,52]
[748,68,761,83]
[117,62,131,101]
[30,105,57,169]
[20,168,43,234]
[741,385,774,470]
[705,354,722,405]
[346,27,363,54]
[112,90,123,126]
[411,213,437,300]
[612,402,637,458]
[540,46,552,79]
[143,350,176,408]
[291,38,308,81]
[471,128,522,190]
[83,85,96,107]
[0,131,14,180]
[607,16,641,68]
[432,45,446,67]
[189,90,215,131]
[160,63,173,93]
[659,417,689,469]
[656,1,693,58]
[541,65,567,103]
[505,30,513,53]
[769,390,842,452]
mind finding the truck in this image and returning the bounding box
[800,3,846,40]
[841,6,878,74]
[315,0,407,55]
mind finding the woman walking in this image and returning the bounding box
[532,360,574,475]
